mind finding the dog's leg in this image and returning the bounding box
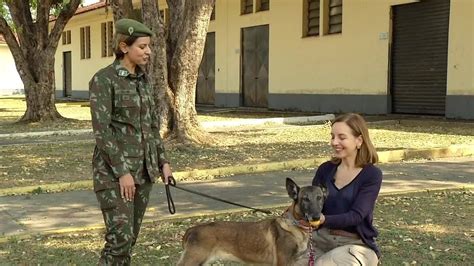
[177,247,211,266]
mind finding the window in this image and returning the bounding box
[304,0,320,37]
[257,0,269,12]
[80,26,91,59]
[241,0,253,15]
[101,21,114,57]
[210,3,216,20]
[62,30,71,45]
[328,0,342,34]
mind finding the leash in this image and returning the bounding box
[165,176,271,215]
[308,225,315,266]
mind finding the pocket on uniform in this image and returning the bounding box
[115,92,139,108]
[95,187,120,210]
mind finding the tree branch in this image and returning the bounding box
[47,0,81,52]
[6,0,35,52]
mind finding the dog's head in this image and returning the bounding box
[286,178,327,224]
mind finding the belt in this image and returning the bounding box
[329,229,360,239]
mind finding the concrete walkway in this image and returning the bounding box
[0,156,472,240]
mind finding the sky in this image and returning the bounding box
[82,0,100,5]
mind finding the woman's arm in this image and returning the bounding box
[89,73,129,179]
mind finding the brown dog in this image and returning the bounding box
[177,178,327,266]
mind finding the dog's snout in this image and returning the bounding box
[305,213,321,222]
[309,214,320,222]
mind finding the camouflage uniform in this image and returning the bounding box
[89,58,168,265]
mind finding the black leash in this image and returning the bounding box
[165,176,271,215]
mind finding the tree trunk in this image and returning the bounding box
[141,0,175,137]
[0,0,81,123]
[169,0,215,144]
[20,53,62,122]
[166,0,185,76]
[107,0,134,21]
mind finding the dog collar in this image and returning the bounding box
[282,208,313,230]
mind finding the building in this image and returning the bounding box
[52,0,473,119]
[0,35,24,95]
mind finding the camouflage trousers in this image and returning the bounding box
[96,181,153,266]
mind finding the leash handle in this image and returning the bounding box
[165,176,176,214]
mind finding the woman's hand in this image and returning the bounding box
[320,213,326,224]
[161,163,173,184]
[119,173,135,201]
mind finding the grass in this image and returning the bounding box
[0,122,473,189]
[0,190,472,265]
[0,96,473,190]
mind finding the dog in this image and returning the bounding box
[177,178,327,266]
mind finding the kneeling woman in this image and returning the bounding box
[312,113,382,265]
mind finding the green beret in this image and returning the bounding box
[115,18,153,37]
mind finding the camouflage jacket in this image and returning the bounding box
[89,60,168,190]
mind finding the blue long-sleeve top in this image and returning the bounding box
[312,161,382,258]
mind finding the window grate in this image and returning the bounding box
[257,0,270,12]
[307,0,320,36]
[241,0,253,15]
[328,0,342,34]
[80,26,91,59]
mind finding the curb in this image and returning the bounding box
[0,185,472,244]
[377,144,474,163]
[0,129,92,139]
[0,144,472,196]
[201,114,335,129]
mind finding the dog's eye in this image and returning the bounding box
[317,196,322,200]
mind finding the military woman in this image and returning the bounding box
[89,18,172,265]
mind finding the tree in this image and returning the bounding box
[109,0,215,144]
[0,0,81,122]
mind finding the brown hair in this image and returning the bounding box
[330,113,378,167]
[113,33,140,59]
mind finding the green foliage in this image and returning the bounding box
[0,1,10,21]
[0,0,81,22]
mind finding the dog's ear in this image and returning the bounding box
[314,181,328,199]
[286,178,300,201]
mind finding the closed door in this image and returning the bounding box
[196,32,215,105]
[63,51,72,97]
[241,25,269,108]
[390,0,450,115]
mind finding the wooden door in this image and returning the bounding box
[63,51,72,97]
[196,32,216,105]
[241,25,269,107]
